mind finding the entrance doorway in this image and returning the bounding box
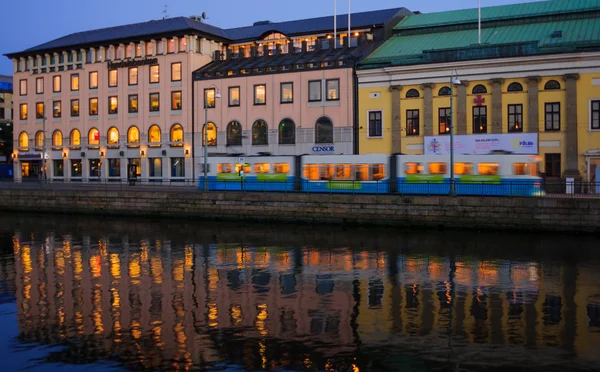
[21,161,41,178]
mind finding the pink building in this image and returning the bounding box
[6,7,409,183]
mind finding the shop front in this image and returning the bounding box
[18,153,42,179]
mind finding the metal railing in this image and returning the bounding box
[1,178,599,198]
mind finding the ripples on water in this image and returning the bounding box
[0,212,599,371]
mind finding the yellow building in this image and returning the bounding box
[357,0,600,182]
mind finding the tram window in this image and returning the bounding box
[217,163,232,173]
[303,164,319,180]
[274,163,289,173]
[372,164,385,180]
[478,163,499,175]
[254,163,271,173]
[355,164,369,181]
[529,162,539,176]
[405,162,423,175]
[429,162,447,175]
[455,162,473,175]
[320,164,333,180]
[334,164,352,180]
[513,163,528,175]
[234,163,251,174]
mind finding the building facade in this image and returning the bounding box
[0,75,13,164]
[357,0,600,183]
[5,7,409,183]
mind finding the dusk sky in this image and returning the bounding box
[1,0,541,76]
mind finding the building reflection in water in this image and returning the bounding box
[2,217,600,371]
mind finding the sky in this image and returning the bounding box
[0,0,542,76]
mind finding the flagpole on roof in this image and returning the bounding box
[334,0,337,49]
[478,0,481,44]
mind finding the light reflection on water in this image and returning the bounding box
[0,213,599,371]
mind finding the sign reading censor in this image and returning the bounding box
[424,133,538,155]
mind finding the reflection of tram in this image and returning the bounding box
[199,153,542,196]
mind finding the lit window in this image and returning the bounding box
[455,163,473,175]
[372,164,385,180]
[146,42,153,56]
[70,129,81,147]
[319,164,333,180]
[355,164,369,180]
[108,96,118,114]
[429,162,447,174]
[88,128,100,145]
[218,164,232,173]
[280,82,293,103]
[128,94,138,113]
[170,124,184,146]
[406,110,419,136]
[254,84,266,105]
[149,158,162,177]
[254,163,271,173]
[71,99,79,117]
[439,108,451,134]
[89,98,98,115]
[171,158,185,177]
[478,163,499,175]
[36,102,44,119]
[309,80,321,102]
[168,39,175,53]
[127,126,140,145]
[171,62,181,81]
[171,91,182,110]
[126,44,132,58]
[204,88,215,108]
[107,127,119,145]
[35,131,44,148]
[274,163,289,173]
[20,103,28,120]
[150,65,159,83]
[508,104,523,132]
[149,93,160,112]
[203,122,217,146]
[36,77,44,94]
[52,130,63,147]
[53,101,61,118]
[108,69,118,87]
[303,164,319,180]
[326,79,339,101]
[20,79,27,95]
[89,71,98,89]
[148,125,161,145]
[234,163,251,174]
[53,75,61,92]
[19,132,29,149]
[129,67,138,85]
[71,74,79,91]
[513,163,528,175]
[334,164,352,180]
[228,86,240,107]
[179,37,187,52]
[405,162,423,175]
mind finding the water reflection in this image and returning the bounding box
[1,213,600,371]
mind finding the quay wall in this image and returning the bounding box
[0,189,598,233]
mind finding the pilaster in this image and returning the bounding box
[489,78,504,134]
[422,83,433,136]
[563,73,581,178]
[526,76,541,133]
[389,85,402,153]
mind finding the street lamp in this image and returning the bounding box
[449,71,461,196]
[203,85,221,191]
[41,101,60,181]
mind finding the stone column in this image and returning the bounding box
[526,76,541,133]
[389,85,402,153]
[457,80,468,135]
[489,78,504,134]
[563,73,580,178]
[422,83,434,136]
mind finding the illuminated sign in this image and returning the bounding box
[107,58,158,69]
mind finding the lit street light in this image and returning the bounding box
[449,71,461,197]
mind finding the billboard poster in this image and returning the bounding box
[423,133,538,155]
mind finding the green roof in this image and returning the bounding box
[396,0,600,30]
[359,0,600,69]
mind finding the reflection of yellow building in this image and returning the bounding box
[358,1,600,182]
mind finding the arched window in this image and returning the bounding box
[148,125,161,146]
[544,80,561,90]
[107,127,119,145]
[170,124,183,146]
[438,86,451,96]
[202,122,217,146]
[35,131,44,148]
[127,126,140,145]
[88,128,99,145]
[472,84,488,94]
[252,120,268,146]
[279,119,295,145]
[19,132,29,149]
[70,129,81,147]
[315,117,333,144]
[52,130,63,147]
[226,121,242,146]
[507,82,523,92]
[405,89,420,98]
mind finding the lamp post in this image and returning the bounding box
[203,85,221,191]
[41,101,60,181]
[449,71,461,196]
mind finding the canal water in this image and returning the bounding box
[0,212,598,371]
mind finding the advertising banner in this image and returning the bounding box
[424,133,538,155]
